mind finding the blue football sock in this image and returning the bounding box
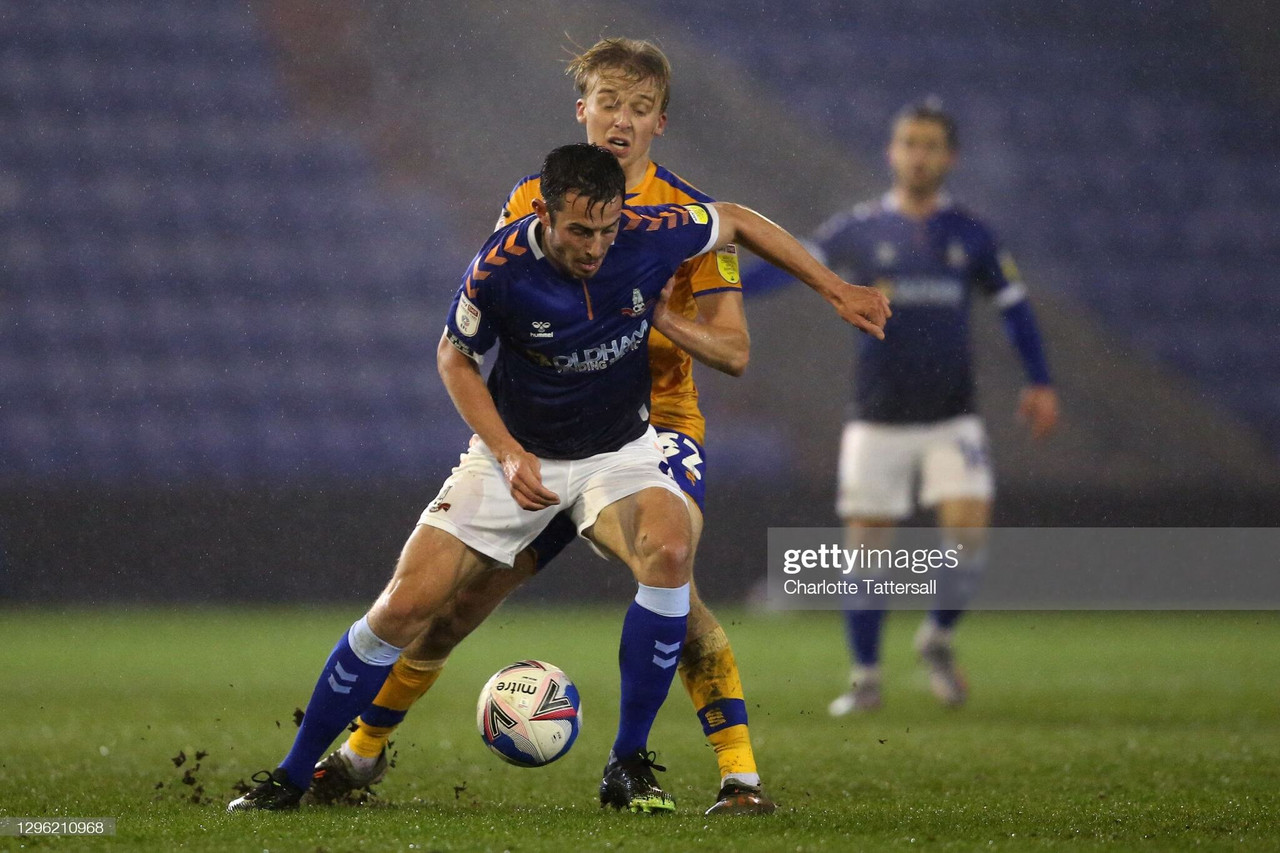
[278,617,403,789]
[932,548,987,630]
[845,608,886,667]
[611,583,689,759]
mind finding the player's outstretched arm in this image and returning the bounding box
[651,278,750,376]
[436,333,560,510]
[709,202,891,339]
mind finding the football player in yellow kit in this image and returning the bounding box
[311,38,845,816]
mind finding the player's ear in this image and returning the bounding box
[654,111,667,137]
[575,99,587,126]
[532,197,551,226]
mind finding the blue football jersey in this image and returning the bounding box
[444,203,721,459]
[812,193,1027,423]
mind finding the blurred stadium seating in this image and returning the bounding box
[0,0,469,487]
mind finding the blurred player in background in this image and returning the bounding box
[753,100,1057,713]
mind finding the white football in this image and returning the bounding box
[476,660,582,767]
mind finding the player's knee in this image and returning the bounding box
[637,535,692,587]
[370,588,437,645]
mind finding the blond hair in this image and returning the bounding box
[566,37,672,113]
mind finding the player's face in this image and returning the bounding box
[887,117,955,195]
[535,191,624,280]
[576,74,667,178]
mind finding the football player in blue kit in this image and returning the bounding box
[228,143,890,813]
[753,101,1058,713]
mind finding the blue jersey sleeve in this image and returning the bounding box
[970,223,1018,298]
[970,224,1052,384]
[444,241,504,362]
[623,202,721,274]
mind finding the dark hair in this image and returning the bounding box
[539,143,626,216]
[566,37,673,113]
[894,97,958,150]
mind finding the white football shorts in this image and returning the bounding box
[418,426,686,566]
[836,415,994,520]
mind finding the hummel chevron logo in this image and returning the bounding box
[652,640,681,669]
[327,661,359,694]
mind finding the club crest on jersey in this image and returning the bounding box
[875,241,897,266]
[456,293,481,337]
[620,288,652,317]
[947,240,969,269]
[530,320,554,339]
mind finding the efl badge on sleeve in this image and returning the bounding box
[683,204,710,225]
[716,244,741,284]
[999,251,1023,283]
[456,293,482,336]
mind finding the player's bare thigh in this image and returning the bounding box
[366,523,503,648]
[935,498,990,551]
[843,515,898,551]
[583,486,693,588]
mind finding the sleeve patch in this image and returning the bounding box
[455,293,482,337]
[999,250,1022,283]
[684,203,709,225]
[715,244,740,284]
[445,328,479,360]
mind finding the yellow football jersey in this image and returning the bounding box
[496,161,741,444]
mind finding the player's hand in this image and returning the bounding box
[830,283,891,340]
[499,448,561,510]
[651,277,676,335]
[1017,385,1059,440]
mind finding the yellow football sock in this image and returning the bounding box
[678,626,758,782]
[347,656,447,759]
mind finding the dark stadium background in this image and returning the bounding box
[3,0,1278,605]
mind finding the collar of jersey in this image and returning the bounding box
[525,216,545,260]
[882,190,953,214]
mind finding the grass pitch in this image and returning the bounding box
[0,607,1276,851]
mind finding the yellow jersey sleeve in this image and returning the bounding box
[634,164,741,298]
[687,240,742,297]
[495,175,541,230]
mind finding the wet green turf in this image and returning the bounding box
[1,607,1276,851]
